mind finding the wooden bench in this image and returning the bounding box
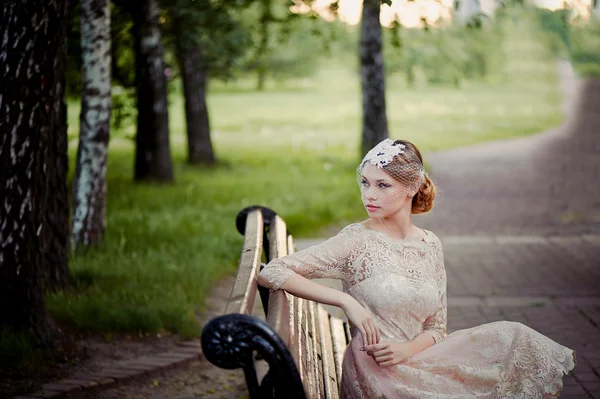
[201,206,351,399]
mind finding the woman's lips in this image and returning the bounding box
[366,205,379,211]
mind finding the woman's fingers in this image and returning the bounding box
[375,355,394,363]
[367,320,377,345]
[368,319,379,345]
[359,327,367,348]
[362,321,373,346]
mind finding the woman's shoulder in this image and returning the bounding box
[421,228,441,245]
[338,221,367,235]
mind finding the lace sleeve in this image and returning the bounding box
[422,237,447,343]
[257,225,358,291]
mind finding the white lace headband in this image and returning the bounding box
[361,138,408,168]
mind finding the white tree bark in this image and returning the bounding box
[72,0,111,247]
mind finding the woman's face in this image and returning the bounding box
[359,163,413,217]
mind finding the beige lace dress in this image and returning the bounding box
[258,223,576,398]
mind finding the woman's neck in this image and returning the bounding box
[370,206,415,239]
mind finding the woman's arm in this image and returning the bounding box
[259,271,381,346]
[257,225,381,346]
[421,237,448,344]
[260,272,348,308]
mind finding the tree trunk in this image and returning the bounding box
[0,0,67,348]
[174,25,215,165]
[45,0,71,292]
[255,0,271,91]
[131,0,173,182]
[72,0,111,248]
[360,0,389,156]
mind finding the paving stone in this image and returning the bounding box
[41,383,82,394]
[176,340,202,348]
[56,379,98,388]
[171,346,203,355]
[30,390,63,398]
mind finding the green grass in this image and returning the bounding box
[48,14,564,339]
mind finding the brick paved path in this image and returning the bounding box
[299,62,600,398]
[418,61,600,398]
[418,62,600,237]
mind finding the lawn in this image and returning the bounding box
[48,14,565,338]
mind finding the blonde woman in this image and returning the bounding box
[258,139,575,398]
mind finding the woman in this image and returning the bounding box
[257,138,576,398]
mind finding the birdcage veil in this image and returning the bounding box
[357,139,425,203]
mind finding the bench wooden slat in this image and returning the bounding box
[269,215,288,260]
[299,298,317,398]
[225,210,263,314]
[329,316,347,387]
[287,236,301,370]
[309,301,325,399]
[267,290,292,347]
[266,215,291,343]
[317,305,340,399]
[344,321,352,344]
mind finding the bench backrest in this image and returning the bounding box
[201,207,350,399]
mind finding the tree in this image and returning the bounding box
[0,0,68,348]
[161,0,252,165]
[72,0,112,248]
[125,0,174,182]
[45,0,71,291]
[360,0,389,156]
[169,3,215,165]
[173,29,214,165]
[254,0,273,90]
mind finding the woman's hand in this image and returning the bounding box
[363,341,415,367]
[340,295,380,347]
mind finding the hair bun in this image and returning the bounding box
[412,174,436,214]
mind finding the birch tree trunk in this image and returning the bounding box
[0,0,67,348]
[173,21,215,165]
[132,0,174,182]
[72,0,111,248]
[360,0,389,156]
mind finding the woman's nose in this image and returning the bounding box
[363,188,377,201]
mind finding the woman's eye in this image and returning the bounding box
[361,180,368,186]
[379,183,390,189]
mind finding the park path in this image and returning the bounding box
[418,61,600,237]
[300,61,600,398]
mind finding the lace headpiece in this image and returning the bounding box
[362,138,407,168]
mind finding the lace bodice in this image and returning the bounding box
[257,223,447,343]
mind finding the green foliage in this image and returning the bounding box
[110,2,136,88]
[160,0,253,81]
[110,86,137,139]
[383,18,504,87]
[533,7,600,77]
[233,2,342,88]
[570,22,600,77]
[534,7,571,57]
